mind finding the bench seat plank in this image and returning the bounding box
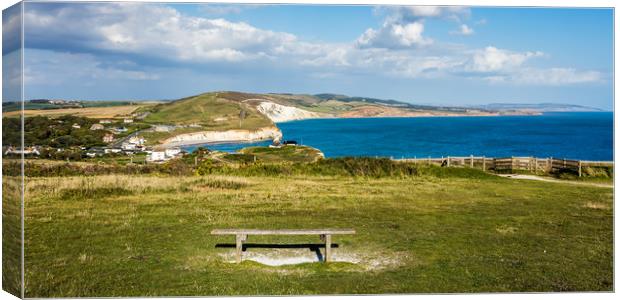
[211,229,356,235]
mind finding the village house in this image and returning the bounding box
[147,151,166,162]
[71,123,81,129]
[90,124,105,130]
[146,147,183,163]
[104,148,122,154]
[103,133,115,143]
[85,147,105,158]
[123,118,134,123]
[165,148,182,157]
[99,119,113,124]
[127,136,146,146]
[121,143,137,151]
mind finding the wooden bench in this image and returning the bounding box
[211,229,356,263]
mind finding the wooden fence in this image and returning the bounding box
[396,155,613,177]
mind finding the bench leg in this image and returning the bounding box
[235,234,244,263]
[324,234,332,262]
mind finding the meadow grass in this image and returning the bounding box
[2,176,22,297]
[21,168,613,296]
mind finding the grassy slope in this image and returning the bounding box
[143,93,273,130]
[23,169,612,296]
[139,93,275,144]
[237,146,323,163]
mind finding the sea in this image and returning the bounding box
[182,112,613,161]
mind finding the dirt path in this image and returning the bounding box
[497,174,613,188]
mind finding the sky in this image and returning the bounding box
[1,2,614,109]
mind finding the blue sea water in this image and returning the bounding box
[183,112,613,161]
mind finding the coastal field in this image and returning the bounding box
[20,163,612,297]
[2,105,148,119]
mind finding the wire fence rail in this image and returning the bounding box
[394,155,613,177]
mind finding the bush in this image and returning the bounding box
[5,160,195,177]
[196,157,418,178]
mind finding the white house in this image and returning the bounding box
[103,133,115,143]
[164,148,181,157]
[121,143,137,151]
[123,118,134,123]
[148,151,166,162]
[104,148,122,154]
[99,119,113,124]
[71,123,81,129]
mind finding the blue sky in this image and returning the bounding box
[2,2,614,109]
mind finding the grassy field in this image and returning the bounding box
[21,165,612,297]
[2,105,147,119]
[2,176,22,297]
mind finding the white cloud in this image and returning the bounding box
[356,21,432,49]
[486,68,603,85]
[24,50,160,86]
[358,6,470,50]
[22,3,604,88]
[198,4,254,15]
[467,46,543,72]
[2,5,22,55]
[25,3,298,63]
[384,6,471,22]
[450,24,474,35]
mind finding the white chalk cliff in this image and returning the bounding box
[256,101,325,123]
[161,126,282,147]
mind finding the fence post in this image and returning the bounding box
[511,156,514,172]
[549,157,553,173]
[527,157,530,171]
[482,156,486,171]
[447,156,450,167]
[534,157,537,173]
[578,161,582,177]
[428,156,431,165]
[563,159,566,169]
[470,155,474,168]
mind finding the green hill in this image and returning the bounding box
[143,92,273,130]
